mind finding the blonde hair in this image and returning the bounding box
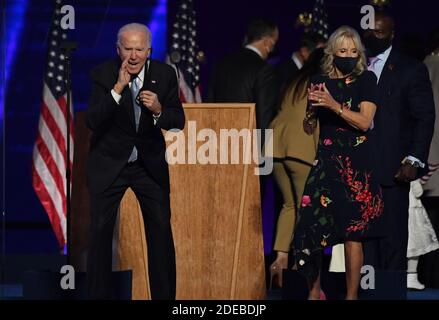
[321,26,367,78]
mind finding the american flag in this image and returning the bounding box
[32,0,73,248]
[168,0,202,103]
[311,0,329,40]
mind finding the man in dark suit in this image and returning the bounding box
[207,18,280,135]
[277,33,326,95]
[86,23,185,299]
[362,13,435,276]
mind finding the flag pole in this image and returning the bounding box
[60,41,77,265]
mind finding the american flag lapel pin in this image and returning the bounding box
[389,64,395,71]
[151,80,157,84]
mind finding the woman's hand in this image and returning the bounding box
[308,83,341,112]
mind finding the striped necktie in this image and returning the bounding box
[128,77,141,162]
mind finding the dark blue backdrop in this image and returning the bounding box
[2,0,438,254]
[2,0,167,253]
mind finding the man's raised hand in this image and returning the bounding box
[114,57,130,94]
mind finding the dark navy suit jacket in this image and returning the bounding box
[86,59,185,194]
[374,49,435,186]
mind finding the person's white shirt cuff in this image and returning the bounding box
[153,112,161,125]
[111,89,122,104]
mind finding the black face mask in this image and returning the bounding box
[333,56,358,75]
[363,34,392,57]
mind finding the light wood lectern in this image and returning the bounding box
[71,104,266,300]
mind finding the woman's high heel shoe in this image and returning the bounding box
[269,262,283,289]
[268,252,288,289]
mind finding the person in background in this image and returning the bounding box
[362,12,435,283]
[406,179,439,290]
[267,48,324,289]
[207,18,280,141]
[277,33,326,94]
[418,26,439,288]
[421,27,439,202]
[208,18,280,203]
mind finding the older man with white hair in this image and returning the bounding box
[86,23,185,300]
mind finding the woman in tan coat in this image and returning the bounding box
[268,49,323,288]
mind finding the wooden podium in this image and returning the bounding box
[71,104,266,300]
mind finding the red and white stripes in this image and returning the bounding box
[177,68,202,103]
[32,83,74,248]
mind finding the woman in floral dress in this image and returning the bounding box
[291,26,384,300]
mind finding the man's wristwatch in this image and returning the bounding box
[402,157,421,168]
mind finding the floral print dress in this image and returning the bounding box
[291,71,384,283]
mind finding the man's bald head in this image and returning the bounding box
[375,11,395,33]
[373,11,395,40]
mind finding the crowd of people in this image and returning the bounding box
[208,12,437,299]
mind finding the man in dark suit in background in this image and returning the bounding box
[86,23,185,299]
[277,33,326,95]
[362,12,435,282]
[207,18,280,137]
